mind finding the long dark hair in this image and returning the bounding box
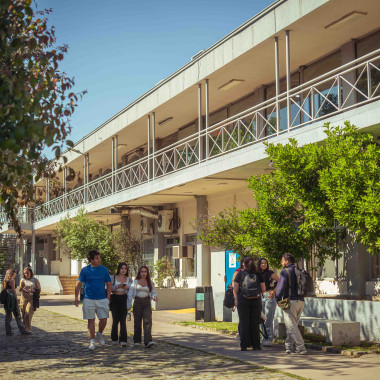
[116,262,129,277]
[257,258,270,273]
[136,265,152,292]
[243,256,257,272]
[239,255,247,270]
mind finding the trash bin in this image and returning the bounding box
[195,286,215,322]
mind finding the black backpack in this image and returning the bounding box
[223,284,235,308]
[240,270,260,299]
[0,289,8,305]
[294,266,314,296]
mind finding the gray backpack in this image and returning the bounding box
[240,270,260,299]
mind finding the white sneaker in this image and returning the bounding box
[262,341,274,347]
[96,332,105,346]
[295,349,307,355]
[285,349,292,354]
[120,342,127,347]
[111,340,118,345]
[146,341,154,348]
[134,342,140,346]
[89,341,95,350]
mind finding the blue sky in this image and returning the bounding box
[36,0,274,156]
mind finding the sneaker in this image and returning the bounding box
[6,333,14,336]
[120,342,127,347]
[89,341,96,350]
[96,332,105,346]
[134,342,141,346]
[146,341,154,348]
[262,341,274,347]
[285,349,292,354]
[111,340,118,345]
[295,349,307,355]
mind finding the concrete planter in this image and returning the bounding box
[154,288,195,310]
[365,281,380,296]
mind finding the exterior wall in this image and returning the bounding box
[35,275,63,295]
[154,288,195,310]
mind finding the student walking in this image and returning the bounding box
[257,258,279,346]
[19,266,41,332]
[275,253,307,355]
[233,257,265,351]
[110,262,132,347]
[2,269,29,336]
[75,250,112,350]
[127,265,157,348]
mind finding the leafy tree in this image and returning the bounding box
[112,228,145,276]
[56,208,118,272]
[197,122,380,267]
[0,0,85,233]
[153,256,177,288]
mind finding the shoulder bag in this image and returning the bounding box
[277,268,291,310]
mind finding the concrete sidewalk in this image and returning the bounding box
[40,295,380,380]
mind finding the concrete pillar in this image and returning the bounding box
[341,40,357,107]
[345,231,371,296]
[121,215,130,231]
[31,230,36,272]
[196,195,211,286]
[154,223,165,264]
[255,85,266,139]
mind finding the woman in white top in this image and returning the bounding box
[19,267,41,333]
[127,265,157,348]
[110,262,131,346]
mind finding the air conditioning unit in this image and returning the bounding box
[158,210,173,233]
[140,218,149,234]
[172,245,194,259]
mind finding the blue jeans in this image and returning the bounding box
[262,292,276,342]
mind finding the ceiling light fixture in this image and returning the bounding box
[158,117,173,126]
[218,79,245,92]
[325,11,367,31]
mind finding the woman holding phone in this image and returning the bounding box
[110,262,131,346]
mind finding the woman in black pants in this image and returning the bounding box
[127,265,157,348]
[110,262,131,347]
[233,257,265,351]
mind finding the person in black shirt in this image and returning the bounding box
[257,258,279,346]
[233,257,265,351]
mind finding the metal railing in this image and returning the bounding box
[34,50,380,222]
[0,207,34,230]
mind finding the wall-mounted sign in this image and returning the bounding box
[229,252,237,268]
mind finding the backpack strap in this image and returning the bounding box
[284,268,291,299]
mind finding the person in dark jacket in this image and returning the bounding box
[275,253,307,355]
[233,257,265,351]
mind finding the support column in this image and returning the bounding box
[255,85,266,140]
[63,167,67,210]
[275,36,280,133]
[346,231,371,296]
[152,113,155,180]
[196,195,211,286]
[341,40,357,107]
[46,178,50,204]
[112,136,115,193]
[286,30,291,132]
[198,83,203,161]
[147,115,151,181]
[83,154,87,202]
[205,79,209,160]
[31,230,36,272]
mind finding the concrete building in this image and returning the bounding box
[1,0,380,304]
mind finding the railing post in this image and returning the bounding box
[286,30,291,132]
[275,36,280,134]
[337,76,342,109]
[367,62,372,99]
[63,166,67,211]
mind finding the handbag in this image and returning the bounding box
[0,289,8,304]
[223,284,235,309]
[277,268,291,310]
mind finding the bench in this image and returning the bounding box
[274,316,360,346]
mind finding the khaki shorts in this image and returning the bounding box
[82,298,109,320]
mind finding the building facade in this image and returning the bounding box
[1,0,380,298]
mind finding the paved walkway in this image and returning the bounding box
[1,295,379,379]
